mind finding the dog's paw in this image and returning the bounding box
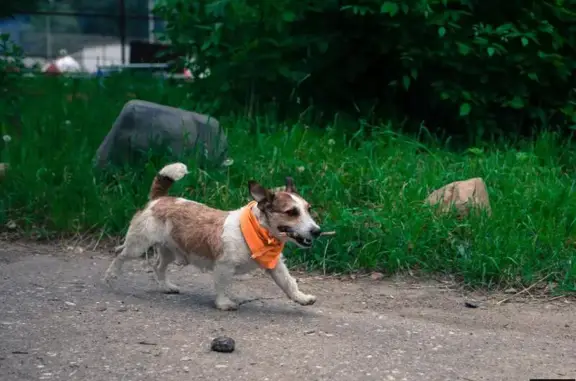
[215,297,238,311]
[102,272,118,287]
[295,293,317,306]
[159,282,180,294]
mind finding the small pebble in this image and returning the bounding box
[211,336,235,353]
[370,272,384,281]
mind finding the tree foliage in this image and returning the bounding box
[155,0,576,137]
[0,0,38,19]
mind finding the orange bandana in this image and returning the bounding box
[240,201,285,269]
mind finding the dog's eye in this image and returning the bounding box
[285,208,299,217]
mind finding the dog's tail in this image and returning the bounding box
[148,162,189,200]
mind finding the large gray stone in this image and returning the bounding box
[94,100,227,169]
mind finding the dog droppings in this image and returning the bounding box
[211,336,235,353]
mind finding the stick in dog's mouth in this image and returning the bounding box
[278,230,335,247]
[278,231,336,237]
[279,231,335,236]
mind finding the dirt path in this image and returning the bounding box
[0,242,574,381]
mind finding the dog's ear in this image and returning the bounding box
[248,180,274,205]
[285,176,297,193]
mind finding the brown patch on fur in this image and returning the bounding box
[268,192,300,213]
[149,175,174,200]
[151,197,228,259]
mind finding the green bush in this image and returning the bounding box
[0,33,25,132]
[155,0,576,138]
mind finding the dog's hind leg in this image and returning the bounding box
[103,231,153,286]
[152,246,180,294]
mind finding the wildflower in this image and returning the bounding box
[297,166,305,173]
[328,138,335,146]
[2,134,11,143]
[222,158,234,167]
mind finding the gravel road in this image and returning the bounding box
[0,242,574,381]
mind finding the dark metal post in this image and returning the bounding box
[119,0,126,64]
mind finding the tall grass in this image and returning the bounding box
[1,76,575,291]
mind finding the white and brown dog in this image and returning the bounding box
[103,162,322,310]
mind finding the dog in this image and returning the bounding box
[103,162,322,310]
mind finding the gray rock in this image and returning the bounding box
[94,100,228,169]
[210,336,235,353]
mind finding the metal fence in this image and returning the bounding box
[1,0,167,72]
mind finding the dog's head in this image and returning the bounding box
[248,177,321,248]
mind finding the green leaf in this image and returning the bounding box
[521,37,529,47]
[282,11,296,22]
[317,41,329,53]
[527,73,539,82]
[457,43,471,56]
[509,96,524,109]
[410,68,418,79]
[402,75,411,90]
[401,4,409,14]
[467,147,484,156]
[460,103,471,116]
[380,2,399,17]
[438,27,446,37]
[487,47,495,57]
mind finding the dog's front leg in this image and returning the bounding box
[267,258,316,306]
[213,262,238,311]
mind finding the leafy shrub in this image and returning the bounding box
[0,33,25,129]
[154,0,576,138]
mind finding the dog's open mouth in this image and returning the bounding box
[278,227,313,248]
[294,235,313,248]
[281,231,313,248]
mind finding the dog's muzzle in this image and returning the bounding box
[279,226,320,248]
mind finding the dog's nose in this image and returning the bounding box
[310,227,322,238]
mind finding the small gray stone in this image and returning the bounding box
[211,336,235,353]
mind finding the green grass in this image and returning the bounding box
[1,76,575,292]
